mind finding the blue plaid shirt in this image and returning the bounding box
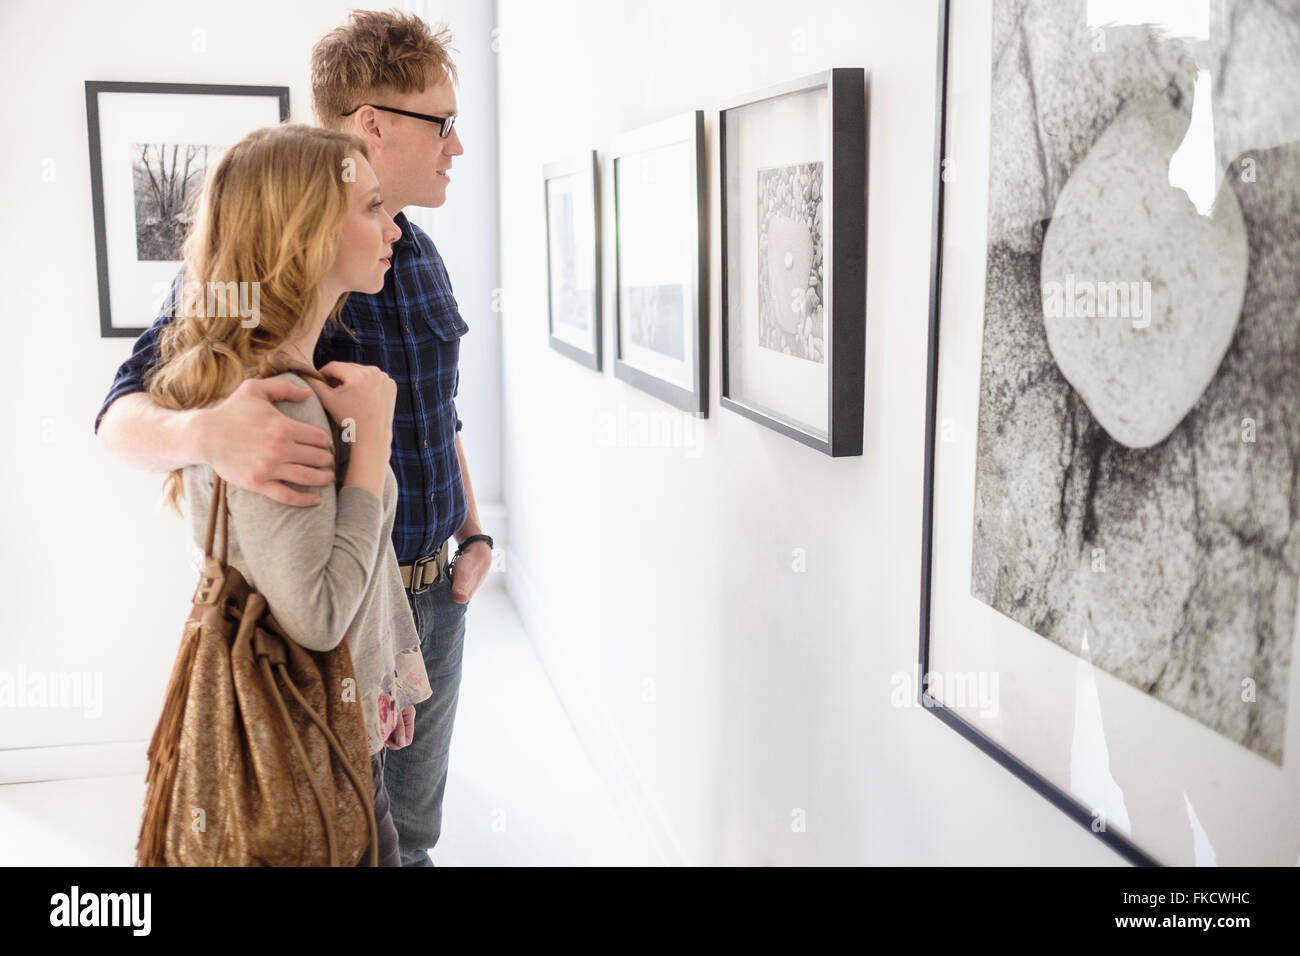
[93,211,469,565]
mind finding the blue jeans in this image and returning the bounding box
[383,571,468,866]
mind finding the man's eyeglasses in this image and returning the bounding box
[340,104,457,139]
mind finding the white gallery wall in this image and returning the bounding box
[0,0,501,773]
[495,0,1121,864]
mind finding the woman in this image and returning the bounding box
[145,123,430,866]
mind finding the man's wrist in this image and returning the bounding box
[455,533,492,554]
[183,405,213,468]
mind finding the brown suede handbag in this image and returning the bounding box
[136,361,378,866]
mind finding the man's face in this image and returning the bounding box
[358,71,464,210]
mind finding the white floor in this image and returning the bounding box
[0,588,652,866]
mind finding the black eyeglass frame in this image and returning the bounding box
[340,103,456,138]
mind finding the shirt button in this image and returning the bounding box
[405,324,412,333]
[423,439,429,447]
[430,492,436,501]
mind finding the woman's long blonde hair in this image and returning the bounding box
[147,123,368,514]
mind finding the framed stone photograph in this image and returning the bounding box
[544,151,601,369]
[85,81,289,337]
[608,111,708,414]
[720,68,866,456]
[920,0,1300,865]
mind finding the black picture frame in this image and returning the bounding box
[719,68,866,457]
[86,81,290,338]
[608,110,709,415]
[917,1,1157,867]
[543,151,602,370]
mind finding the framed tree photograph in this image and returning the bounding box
[920,0,1300,865]
[86,81,289,338]
[544,151,601,369]
[608,111,708,414]
[719,68,866,457]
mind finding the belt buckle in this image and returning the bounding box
[408,551,436,595]
[408,543,447,595]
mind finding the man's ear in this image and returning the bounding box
[358,107,384,143]
[358,90,399,140]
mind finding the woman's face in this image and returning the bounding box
[327,151,402,295]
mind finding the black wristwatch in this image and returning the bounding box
[450,534,493,573]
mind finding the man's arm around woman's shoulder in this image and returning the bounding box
[223,372,386,653]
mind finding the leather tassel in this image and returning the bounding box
[136,621,201,866]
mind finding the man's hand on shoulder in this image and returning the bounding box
[197,377,335,506]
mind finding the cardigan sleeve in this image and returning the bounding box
[222,372,384,652]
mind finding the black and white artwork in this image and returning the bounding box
[626,284,684,359]
[548,190,589,331]
[970,0,1300,764]
[609,111,708,413]
[87,82,288,337]
[922,0,1300,867]
[720,70,865,456]
[756,161,825,364]
[544,152,601,369]
[132,143,222,261]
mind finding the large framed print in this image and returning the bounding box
[545,152,601,369]
[86,81,289,338]
[720,69,866,456]
[921,0,1300,865]
[609,111,708,414]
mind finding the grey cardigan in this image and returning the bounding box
[181,371,432,754]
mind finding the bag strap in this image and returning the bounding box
[201,474,231,565]
[259,649,380,865]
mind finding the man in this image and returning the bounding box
[94,9,485,866]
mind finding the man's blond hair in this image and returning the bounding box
[311,8,458,130]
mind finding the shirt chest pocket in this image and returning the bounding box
[421,297,468,342]
[434,336,462,404]
[420,304,467,402]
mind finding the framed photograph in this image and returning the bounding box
[609,111,708,414]
[720,69,866,457]
[920,0,1300,865]
[544,151,601,369]
[86,81,289,338]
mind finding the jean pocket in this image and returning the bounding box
[406,591,423,634]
